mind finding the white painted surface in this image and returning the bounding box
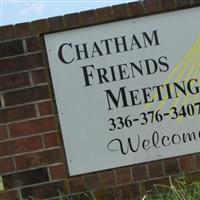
[45,7,200,175]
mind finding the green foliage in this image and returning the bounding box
[57,190,96,200]
[143,176,200,200]
[27,176,200,200]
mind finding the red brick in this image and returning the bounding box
[112,4,129,20]
[9,117,56,138]
[179,155,195,172]
[116,167,132,185]
[48,16,65,31]
[64,13,81,29]
[193,0,200,5]
[187,171,200,183]
[0,53,43,75]
[31,69,47,84]
[15,135,43,154]
[195,154,200,169]
[148,161,164,178]
[105,187,123,200]
[84,173,100,190]
[0,40,24,58]
[69,176,84,193]
[0,25,16,41]
[3,167,49,189]
[143,0,162,14]
[0,104,36,123]
[127,2,146,17]
[144,178,169,193]
[100,170,115,188]
[26,37,42,52]
[95,7,112,23]
[80,10,96,26]
[38,101,53,116]
[0,157,15,173]
[32,19,49,34]
[21,181,66,199]
[15,23,32,37]
[0,190,20,200]
[163,158,179,175]
[43,132,60,148]
[15,148,64,170]
[160,0,176,11]
[120,184,140,199]
[0,72,30,91]
[95,189,115,200]
[0,126,8,141]
[0,140,13,157]
[0,135,42,156]
[176,0,192,8]
[50,164,66,180]
[4,85,50,106]
[132,164,147,181]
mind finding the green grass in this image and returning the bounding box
[143,176,200,200]
[28,176,200,200]
[57,190,96,200]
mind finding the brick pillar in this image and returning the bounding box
[0,0,200,199]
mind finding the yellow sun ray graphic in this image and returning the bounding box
[176,50,200,122]
[192,60,200,106]
[171,44,200,107]
[145,35,200,122]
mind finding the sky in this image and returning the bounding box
[0,0,138,26]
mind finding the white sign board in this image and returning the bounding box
[45,7,200,176]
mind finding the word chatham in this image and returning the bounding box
[58,30,199,112]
